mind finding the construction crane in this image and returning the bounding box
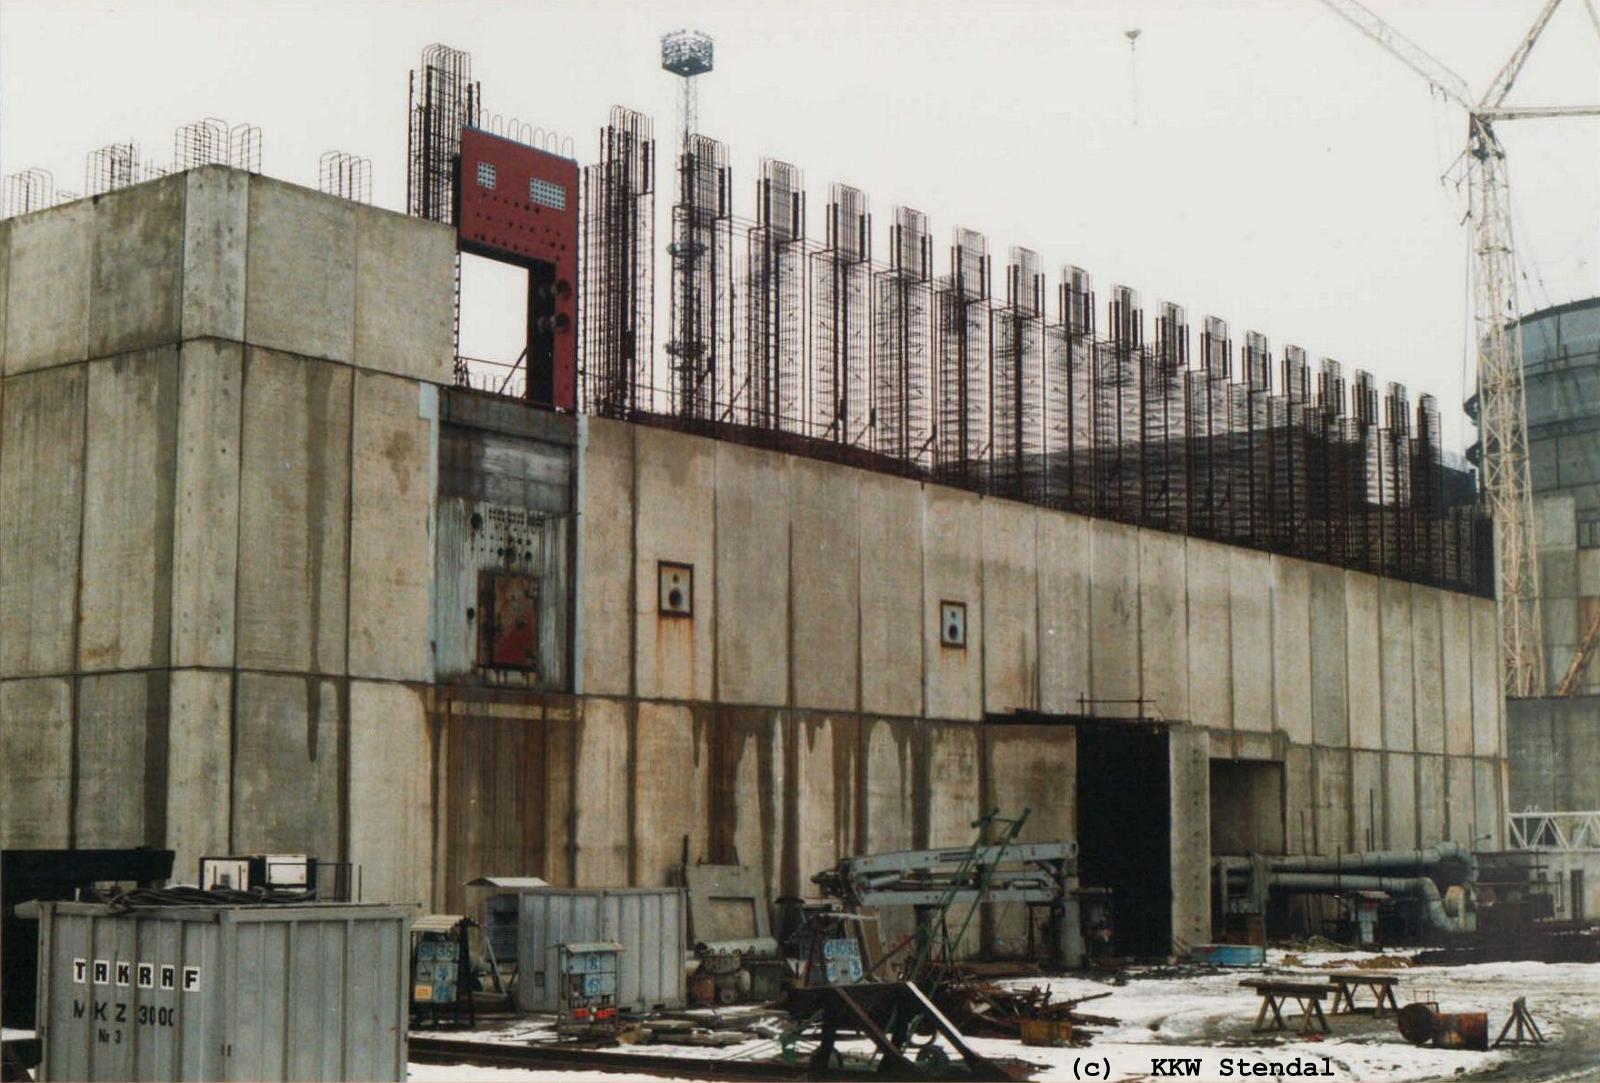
[1315,0,1600,697]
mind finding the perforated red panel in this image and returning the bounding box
[456,127,578,410]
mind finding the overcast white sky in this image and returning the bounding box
[3,0,1596,452]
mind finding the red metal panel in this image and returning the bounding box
[457,128,578,410]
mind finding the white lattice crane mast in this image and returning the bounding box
[1316,0,1600,696]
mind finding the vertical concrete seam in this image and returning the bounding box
[67,361,91,847]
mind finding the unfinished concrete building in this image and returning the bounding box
[0,157,1510,958]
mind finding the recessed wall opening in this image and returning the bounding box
[458,252,530,395]
[1076,721,1172,958]
[1209,759,1286,857]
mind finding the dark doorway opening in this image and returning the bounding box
[1076,721,1172,958]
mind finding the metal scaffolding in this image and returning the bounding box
[581,106,656,417]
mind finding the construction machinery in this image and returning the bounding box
[1316,0,1600,696]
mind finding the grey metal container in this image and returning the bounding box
[510,888,686,1012]
[34,901,409,1082]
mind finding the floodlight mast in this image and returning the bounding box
[1317,0,1600,696]
[661,30,714,153]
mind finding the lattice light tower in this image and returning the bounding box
[661,30,714,151]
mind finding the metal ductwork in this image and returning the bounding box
[1266,872,1463,933]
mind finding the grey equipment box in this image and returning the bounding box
[34,901,409,1082]
[508,888,686,1012]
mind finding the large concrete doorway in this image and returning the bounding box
[1076,721,1173,958]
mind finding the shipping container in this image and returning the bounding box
[34,901,408,1082]
[509,888,686,1012]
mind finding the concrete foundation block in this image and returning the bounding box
[89,174,185,358]
[78,348,179,672]
[181,166,249,342]
[1350,749,1385,852]
[1283,745,1313,854]
[235,348,352,673]
[353,204,454,383]
[1383,751,1417,849]
[170,340,243,668]
[1474,758,1504,849]
[0,364,87,676]
[244,177,356,363]
[348,372,434,682]
[5,199,92,373]
[349,680,433,908]
[1312,746,1350,854]
[0,677,73,847]
[1445,755,1475,847]
[1416,754,1446,846]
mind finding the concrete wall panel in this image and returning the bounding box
[859,473,923,717]
[790,714,856,895]
[235,348,352,673]
[1089,520,1140,708]
[0,677,73,847]
[1350,749,1384,852]
[244,177,355,363]
[1284,745,1312,854]
[1378,578,1415,752]
[1271,557,1312,744]
[860,719,919,854]
[1312,747,1350,854]
[1168,726,1211,955]
[982,500,1038,715]
[1308,565,1348,747]
[231,671,343,858]
[927,722,981,846]
[1138,531,1188,722]
[165,668,232,882]
[1036,511,1089,714]
[181,166,248,342]
[714,441,790,706]
[353,204,454,383]
[1231,548,1272,733]
[0,220,11,361]
[711,708,786,902]
[572,697,631,886]
[1470,598,1501,756]
[75,671,168,848]
[89,174,185,358]
[577,417,634,697]
[1551,698,1600,810]
[1384,751,1417,849]
[78,348,179,672]
[982,724,1071,954]
[632,701,711,884]
[633,427,714,701]
[5,199,91,373]
[791,458,860,713]
[170,340,242,668]
[0,365,86,676]
[348,372,433,681]
[1445,755,1475,847]
[1441,591,1473,755]
[1345,573,1382,750]
[923,489,982,720]
[1475,758,1503,849]
[1417,754,1446,846]
[349,681,433,908]
[1411,585,1444,753]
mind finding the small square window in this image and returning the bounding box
[939,601,967,648]
[529,177,566,210]
[476,161,497,189]
[659,561,693,617]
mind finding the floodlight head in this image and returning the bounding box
[661,30,714,77]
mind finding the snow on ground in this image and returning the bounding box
[408,951,1600,1082]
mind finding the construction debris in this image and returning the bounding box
[935,980,1114,1044]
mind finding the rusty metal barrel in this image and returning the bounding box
[1398,1002,1489,1051]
